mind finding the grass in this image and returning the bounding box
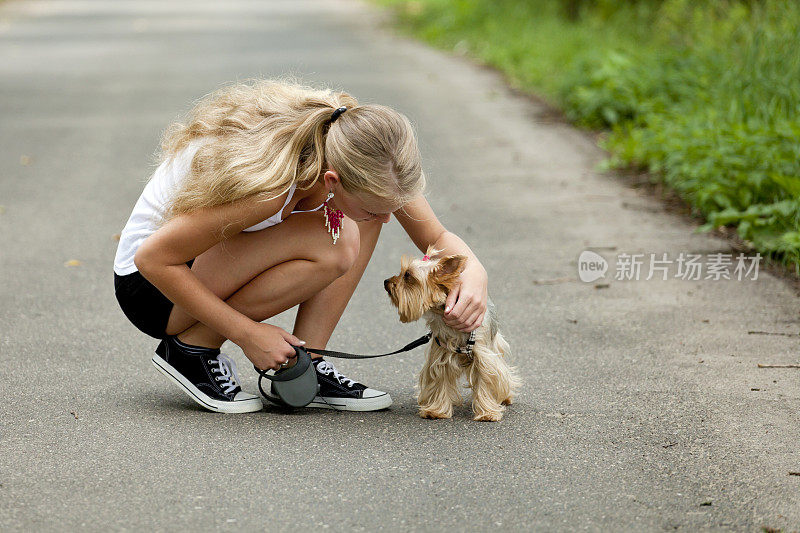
[371,0,800,272]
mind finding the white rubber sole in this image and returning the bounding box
[262,389,392,411]
[151,355,263,414]
[309,393,392,411]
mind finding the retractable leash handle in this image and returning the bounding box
[254,346,318,408]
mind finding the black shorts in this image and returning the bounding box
[114,259,194,340]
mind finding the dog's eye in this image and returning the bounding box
[403,271,411,281]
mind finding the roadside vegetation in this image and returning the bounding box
[372,0,800,271]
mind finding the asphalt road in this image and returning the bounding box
[1,0,798,530]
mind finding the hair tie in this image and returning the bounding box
[329,106,347,124]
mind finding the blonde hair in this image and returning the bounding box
[155,75,427,228]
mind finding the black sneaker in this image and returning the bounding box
[262,358,392,411]
[151,335,262,413]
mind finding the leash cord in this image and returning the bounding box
[303,332,432,360]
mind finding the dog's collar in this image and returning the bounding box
[433,330,476,358]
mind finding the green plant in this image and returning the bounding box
[374,0,800,268]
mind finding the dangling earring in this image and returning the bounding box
[323,191,344,244]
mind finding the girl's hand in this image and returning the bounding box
[236,323,305,371]
[443,260,488,333]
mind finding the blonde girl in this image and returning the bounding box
[113,76,489,413]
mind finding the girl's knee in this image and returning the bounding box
[329,217,360,275]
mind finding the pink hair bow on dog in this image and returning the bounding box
[422,255,430,261]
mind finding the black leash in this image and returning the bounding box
[303,332,432,359]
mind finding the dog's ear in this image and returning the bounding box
[437,254,467,275]
[431,254,468,290]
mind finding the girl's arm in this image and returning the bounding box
[393,195,489,333]
[133,190,294,346]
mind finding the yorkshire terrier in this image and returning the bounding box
[383,245,520,421]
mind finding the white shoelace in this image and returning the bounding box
[316,360,356,387]
[210,353,241,394]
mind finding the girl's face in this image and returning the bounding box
[324,170,396,224]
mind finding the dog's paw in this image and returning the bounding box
[501,396,513,406]
[419,408,451,420]
[473,411,503,422]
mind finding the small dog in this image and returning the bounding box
[383,245,520,421]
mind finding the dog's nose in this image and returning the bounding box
[383,278,392,293]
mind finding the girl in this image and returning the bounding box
[113,77,489,413]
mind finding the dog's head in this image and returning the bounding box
[383,245,468,323]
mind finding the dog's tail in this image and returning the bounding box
[495,333,522,395]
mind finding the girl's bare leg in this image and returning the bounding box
[164,211,360,348]
[292,219,384,356]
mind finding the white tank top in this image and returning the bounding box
[113,138,324,276]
